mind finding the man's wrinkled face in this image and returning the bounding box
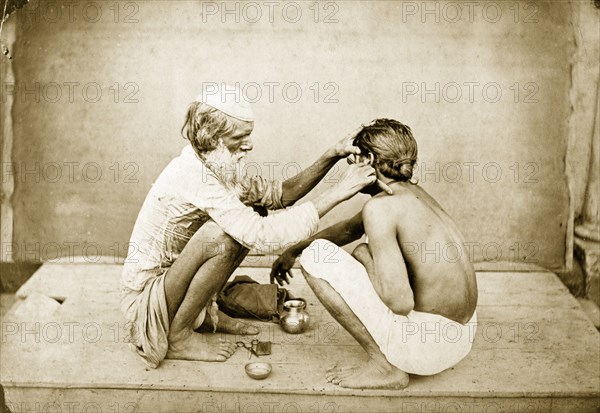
[203,117,253,196]
[221,117,254,156]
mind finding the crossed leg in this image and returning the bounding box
[301,265,409,389]
[163,221,257,362]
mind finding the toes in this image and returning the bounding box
[326,372,341,383]
[326,363,340,373]
[218,347,235,358]
[219,345,235,356]
[219,341,235,350]
[338,365,358,374]
[327,364,356,376]
[335,370,355,379]
[326,371,344,385]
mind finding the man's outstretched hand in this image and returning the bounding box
[329,128,363,159]
[270,250,298,286]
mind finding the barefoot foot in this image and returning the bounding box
[326,363,359,382]
[329,361,409,389]
[215,311,260,335]
[327,363,359,373]
[166,332,236,362]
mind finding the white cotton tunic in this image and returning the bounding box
[119,145,320,368]
[121,144,319,296]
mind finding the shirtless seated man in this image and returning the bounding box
[271,119,478,389]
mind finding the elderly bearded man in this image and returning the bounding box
[120,85,378,368]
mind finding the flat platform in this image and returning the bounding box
[1,264,599,413]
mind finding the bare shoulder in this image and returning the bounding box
[362,196,394,218]
[361,194,408,225]
[363,189,419,214]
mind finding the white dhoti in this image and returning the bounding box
[299,239,477,376]
[120,270,216,369]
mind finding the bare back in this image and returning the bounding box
[365,182,478,324]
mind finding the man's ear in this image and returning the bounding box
[361,152,375,165]
[352,152,375,165]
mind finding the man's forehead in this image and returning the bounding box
[226,117,254,137]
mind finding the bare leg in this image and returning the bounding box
[199,310,260,336]
[197,247,260,336]
[301,267,409,389]
[163,221,246,361]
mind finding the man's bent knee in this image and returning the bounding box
[217,234,247,260]
[197,221,247,261]
[299,239,341,279]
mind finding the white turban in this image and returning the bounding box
[196,83,254,122]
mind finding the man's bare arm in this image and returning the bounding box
[359,199,415,315]
[290,211,363,256]
[280,135,361,207]
[270,211,364,284]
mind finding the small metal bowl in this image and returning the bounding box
[245,362,272,380]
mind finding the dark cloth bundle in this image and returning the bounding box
[217,275,289,322]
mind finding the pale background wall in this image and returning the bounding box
[2,0,596,272]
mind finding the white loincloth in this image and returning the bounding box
[120,270,217,368]
[299,239,477,376]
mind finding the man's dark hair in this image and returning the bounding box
[353,118,418,182]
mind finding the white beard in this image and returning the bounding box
[203,141,247,199]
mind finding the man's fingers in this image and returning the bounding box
[347,154,368,166]
[280,270,292,285]
[345,145,361,155]
[351,158,392,194]
[270,262,284,284]
[377,179,393,195]
[275,271,285,286]
[343,126,362,142]
[364,167,377,184]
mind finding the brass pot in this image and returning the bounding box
[280,298,310,334]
